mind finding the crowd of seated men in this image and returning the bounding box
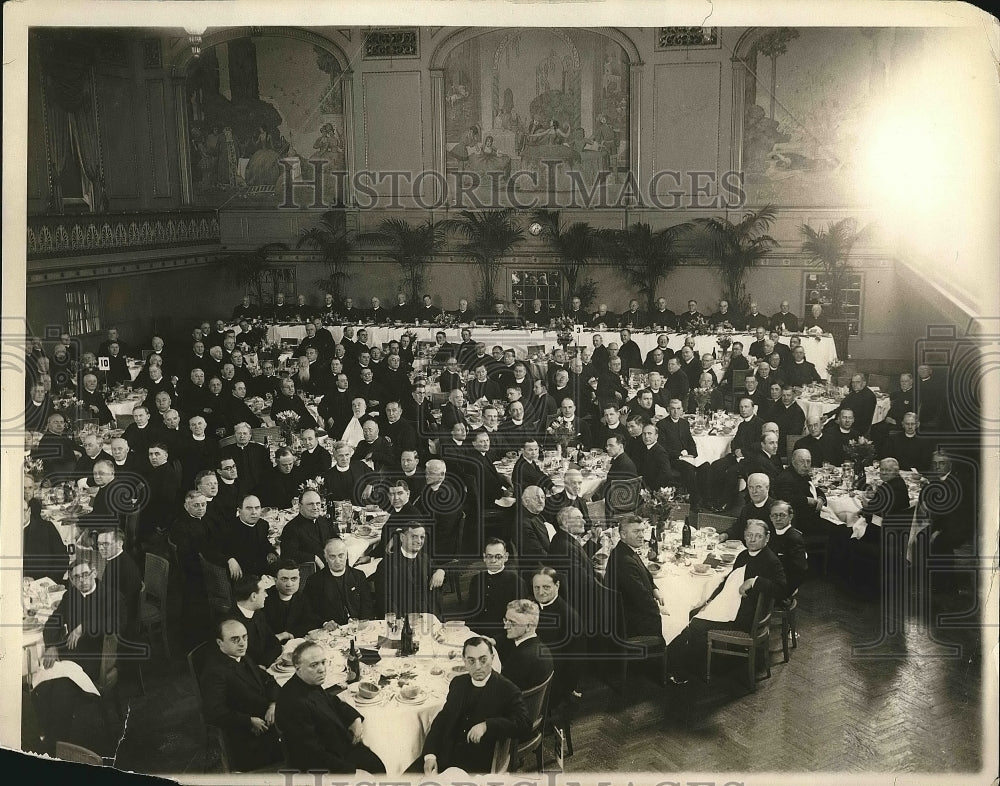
[21,290,971,771]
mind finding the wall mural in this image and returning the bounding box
[186,36,345,205]
[740,27,920,206]
[444,29,629,192]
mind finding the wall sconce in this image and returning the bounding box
[184,26,207,58]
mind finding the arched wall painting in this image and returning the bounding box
[444,29,629,192]
[740,27,920,206]
[186,36,345,205]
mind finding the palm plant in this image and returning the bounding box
[297,210,354,305]
[356,218,446,303]
[530,209,599,309]
[439,209,524,308]
[600,222,689,312]
[799,218,875,318]
[689,205,779,317]
[222,243,287,306]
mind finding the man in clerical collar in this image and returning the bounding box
[499,598,554,692]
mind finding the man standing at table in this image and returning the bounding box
[277,640,386,774]
[304,537,373,625]
[200,617,282,771]
[605,516,667,640]
[498,599,554,692]
[420,637,529,775]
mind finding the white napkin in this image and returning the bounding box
[820,505,845,526]
[654,404,667,419]
[695,565,746,623]
[851,514,881,540]
[32,660,100,696]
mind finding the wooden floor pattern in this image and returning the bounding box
[27,568,985,775]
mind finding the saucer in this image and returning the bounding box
[354,692,385,705]
[397,691,427,705]
[689,567,713,577]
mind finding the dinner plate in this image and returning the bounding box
[272,662,295,674]
[397,692,427,706]
[354,692,386,705]
[689,567,714,577]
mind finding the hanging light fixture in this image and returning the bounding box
[184,26,207,58]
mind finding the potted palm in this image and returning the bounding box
[440,209,524,309]
[297,210,355,306]
[356,218,446,308]
[600,222,689,313]
[798,217,874,319]
[689,205,779,319]
[530,209,599,312]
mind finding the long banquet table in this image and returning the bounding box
[250,323,840,379]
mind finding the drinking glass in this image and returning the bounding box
[385,612,397,634]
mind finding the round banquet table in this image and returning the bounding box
[239,324,839,379]
[266,615,499,775]
[795,390,891,424]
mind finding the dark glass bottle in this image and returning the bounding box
[399,615,414,657]
[647,525,659,563]
[682,516,693,548]
[346,638,361,683]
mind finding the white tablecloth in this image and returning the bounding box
[795,392,891,424]
[653,559,730,643]
[251,325,838,376]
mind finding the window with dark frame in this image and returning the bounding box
[511,269,563,316]
[65,283,102,336]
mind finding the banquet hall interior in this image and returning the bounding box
[12,20,997,778]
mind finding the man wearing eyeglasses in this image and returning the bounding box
[498,599,553,692]
[463,539,524,638]
[42,560,124,681]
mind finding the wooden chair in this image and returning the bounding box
[251,426,280,446]
[297,560,318,582]
[611,590,668,687]
[772,595,798,663]
[95,634,124,727]
[138,552,170,657]
[697,511,737,534]
[547,697,575,760]
[586,499,606,527]
[669,501,691,522]
[491,737,514,774]
[187,641,231,772]
[803,533,830,575]
[218,434,238,449]
[604,476,642,516]
[706,593,774,691]
[867,373,890,391]
[198,554,233,615]
[514,673,553,772]
[56,741,104,765]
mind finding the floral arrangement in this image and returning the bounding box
[715,320,735,332]
[844,436,876,465]
[24,455,44,476]
[551,315,577,333]
[546,419,577,450]
[638,486,678,519]
[690,387,714,415]
[51,389,79,410]
[434,312,460,328]
[299,475,326,496]
[245,396,267,415]
[716,334,733,353]
[826,359,844,378]
[679,313,713,335]
[274,410,301,430]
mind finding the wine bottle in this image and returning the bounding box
[346,638,361,683]
[399,615,414,657]
[682,516,693,548]
[647,525,659,563]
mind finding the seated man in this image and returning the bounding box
[547,507,607,634]
[420,637,529,775]
[512,486,553,576]
[204,494,278,580]
[733,472,778,535]
[767,502,808,600]
[304,537,374,625]
[463,538,525,637]
[511,438,553,496]
[667,519,786,682]
[881,412,932,472]
[794,415,827,466]
[819,408,860,466]
[277,641,386,774]
[323,441,375,505]
[279,489,340,570]
[199,617,282,771]
[605,515,667,639]
[499,599,554,692]
[633,423,681,491]
[374,523,444,618]
[231,574,282,668]
[832,375,878,436]
[772,450,837,537]
[23,475,70,584]
[264,560,317,641]
[253,447,301,510]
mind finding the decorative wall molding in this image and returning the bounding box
[656,27,720,50]
[27,210,220,260]
[27,249,226,286]
[363,28,419,59]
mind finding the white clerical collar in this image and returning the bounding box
[336,464,351,472]
[192,434,205,441]
[747,549,763,557]
[486,566,505,575]
[236,604,254,618]
[79,585,97,598]
[328,568,347,578]
[105,550,121,562]
[538,598,555,609]
[470,673,492,688]
[839,428,851,434]
[400,547,420,559]
[221,478,236,486]
[774,524,792,535]
[514,633,537,646]
[753,499,768,507]
[239,517,255,528]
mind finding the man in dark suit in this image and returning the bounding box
[881,412,932,471]
[297,427,333,480]
[547,507,607,633]
[663,357,690,404]
[263,560,316,640]
[253,447,301,509]
[513,486,553,576]
[279,489,340,569]
[772,449,835,536]
[668,519,787,682]
[832,374,878,436]
[771,385,807,459]
[733,472,779,535]
[592,403,629,449]
[605,516,666,639]
[464,431,514,513]
[740,431,784,485]
[303,537,374,625]
[602,434,640,504]
[463,539,525,638]
[382,401,420,460]
[420,637,529,775]
[656,398,702,506]
[767,502,808,599]
[277,641,386,774]
[634,423,681,491]
[323,441,375,505]
[706,397,764,510]
[374,523,444,618]
[769,301,800,333]
[415,459,468,563]
[530,567,585,705]
[95,528,142,641]
[544,398,593,451]
[22,476,70,584]
[199,617,282,771]
[204,494,278,580]
[793,415,828,466]
[353,420,394,471]
[498,599,554,692]
[511,439,553,496]
[819,408,860,466]
[231,574,282,667]
[785,346,823,387]
[648,299,677,330]
[272,378,321,430]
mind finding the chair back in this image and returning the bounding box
[751,592,775,643]
[867,373,890,391]
[521,672,553,739]
[605,476,642,516]
[140,553,170,619]
[251,426,280,446]
[586,499,606,526]
[669,501,691,522]
[198,553,233,614]
[297,561,317,582]
[56,741,103,765]
[186,641,213,712]
[218,434,238,449]
[697,511,737,534]
[97,634,118,691]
